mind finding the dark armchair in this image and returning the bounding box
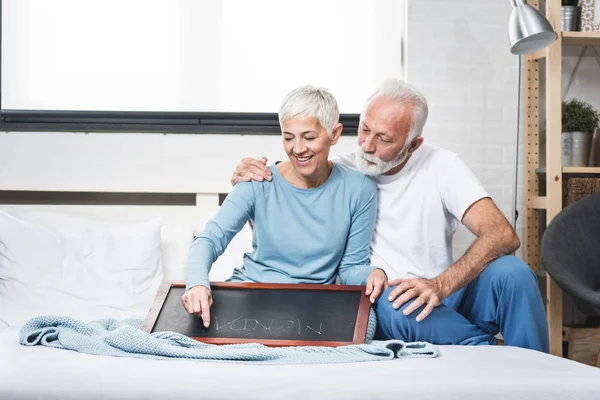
[541,193,600,326]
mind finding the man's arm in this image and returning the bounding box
[436,197,520,297]
[387,149,521,321]
[388,197,519,321]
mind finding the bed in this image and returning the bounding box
[2,325,599,400]
[1,190,600,400]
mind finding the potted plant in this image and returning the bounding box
[562,99,600,166]
[561,0,582,31]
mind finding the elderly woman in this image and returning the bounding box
[182,85,387,326]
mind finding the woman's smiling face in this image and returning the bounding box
[281,116,341,183]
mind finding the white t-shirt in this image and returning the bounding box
[333,143,489,280]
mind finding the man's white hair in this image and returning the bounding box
[361,79,429,142]
[278,85,340,136]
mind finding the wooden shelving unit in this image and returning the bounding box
[562,31,600,46]
[536,167,600,174]
[563,167,600,174]
[524,0,600,357]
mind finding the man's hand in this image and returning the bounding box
[365,268,388,304]
[230,156,273,186]
[181,286,213,327]
[386,277,448,322]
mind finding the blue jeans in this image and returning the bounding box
[374,256,549,353]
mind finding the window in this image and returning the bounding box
[1,0,406,133]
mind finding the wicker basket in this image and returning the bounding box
[564,177,600,207]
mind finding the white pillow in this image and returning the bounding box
[0,208,163,327]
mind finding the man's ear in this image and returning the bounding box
[408,136,424,155]
[330,123,343,145]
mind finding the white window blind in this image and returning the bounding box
[2,0,405,114]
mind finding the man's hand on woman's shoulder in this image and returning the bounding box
[231,156,273,186]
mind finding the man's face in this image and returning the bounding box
[355,97,415,176]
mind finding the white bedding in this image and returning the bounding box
[1,327,599,400]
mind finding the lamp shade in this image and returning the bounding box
[508,1,557,55]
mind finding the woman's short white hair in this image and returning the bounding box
[278,85,340,136]
[361,79,429,142]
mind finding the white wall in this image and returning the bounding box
[0,132,360,194]
[562,47,600,114]
[406,0,521,258]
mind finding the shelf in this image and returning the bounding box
[563,167,600,173]
[530,32,600,59]
[536,167,600,174]
[562,31,600,46]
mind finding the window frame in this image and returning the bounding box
[0,109,360,135]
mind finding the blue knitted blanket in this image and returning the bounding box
[19,316,439,365]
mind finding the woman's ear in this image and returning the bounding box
[330,123,343,145]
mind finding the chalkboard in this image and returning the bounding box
[142,282,371,347]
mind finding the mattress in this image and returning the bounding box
[1,327,599,400]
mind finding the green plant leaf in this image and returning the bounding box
[562,99,600,133]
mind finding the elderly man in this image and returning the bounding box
[231,79,549,353]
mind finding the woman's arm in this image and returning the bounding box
[182,182,256,327]
[185,182,256,291]
[338,176,378,285]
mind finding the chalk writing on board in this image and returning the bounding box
[215,316,322,335]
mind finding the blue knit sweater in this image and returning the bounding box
[186,163,378,290]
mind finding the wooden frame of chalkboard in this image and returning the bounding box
[142,281,372,347]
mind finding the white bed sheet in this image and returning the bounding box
[1,326,599,400]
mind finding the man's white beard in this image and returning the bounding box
[354,143,411,176]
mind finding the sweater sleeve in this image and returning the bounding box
[185,182,255,291]
[338,176,377,285]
